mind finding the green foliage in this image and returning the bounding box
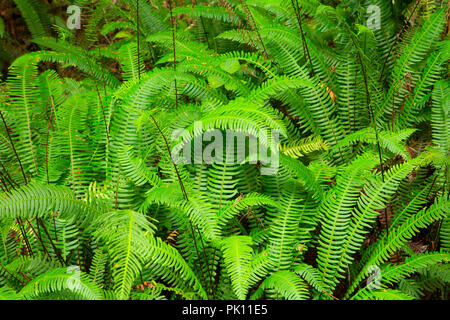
[0,0,448,301]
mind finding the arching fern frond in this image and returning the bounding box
[20,267,104,300]
[221,235,253,300]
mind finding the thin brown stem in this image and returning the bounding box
[137,0,141,82]
[238,0,268,58]
[147,114,212,297]
[345,24,388,235]
[0,262,25,286]
[290,0,314,75]
[26,218,51,259]
[167,0,179,109]
[37,218,65,266]
[1,163,19,188]
[17,217,33,257]
[0,110,27,184]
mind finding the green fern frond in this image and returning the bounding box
[20,267,104,300]
[251,270,309,300]
[221,235,253,300]
[94,210,155,300]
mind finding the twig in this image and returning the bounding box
[290,0,314,75]
[167,0,179,109]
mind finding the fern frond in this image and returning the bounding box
[93,210,155,300]
[221,235,253,300]
[251,270,309,300]
[281,136,328,158]
[20,267,104,300]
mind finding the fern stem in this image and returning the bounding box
[98,46,108,97]
[0,110,27,184]
[0,109,34,255]
[198,227,214,295]
[362,33,389,235]
[0,175,8,192]
[344,23,389,235]
[322,289,339,300]
[147,113,212,298]
[209,247,218,298]
[0,261,25,286]
[26,218,51,260]
[92,7,108,97]
[0,174,12,191]
[192,0,217,51]
[0,163,19,188]
[37,218,66,266]
[238,0,268,58]
[136,0,141,82]
[17,217,33,257]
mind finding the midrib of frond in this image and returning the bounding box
[126,44,138,80]
[86,141,103,167]
[196,115,263,137]
[393,9,443,80]
[108,107,134,202]
[432,83,448,154]
[42,75,58,122]
[283,89,319,133]
[307,39,337,89]
[400,52,442,128]
[328,163,416,285]
[68,104,77,195]
[273,190,296,272]
[348,201,447,296]
[338,55,357,132]
[218,104,281,128]
[378,10,444,124]
[0,193,104,217]
[376,253,448,284]
[231,238,249,298]
[275,44,304,76]
[319,175,358,287]
[304,82,341,150]
[118,210,134,299]
[91,254,105,285]
[319,199,342,286]
[389,185,429,229]
[411,53,441,101]
[351,253,449,299]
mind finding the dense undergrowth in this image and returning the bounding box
[0,0,449,300]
